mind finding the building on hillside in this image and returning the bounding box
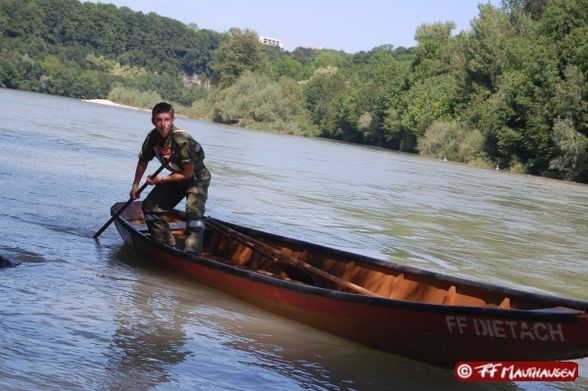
[259,36,283,48]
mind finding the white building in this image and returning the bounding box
[258,36,283,48]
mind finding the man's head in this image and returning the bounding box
[151,102,175,139]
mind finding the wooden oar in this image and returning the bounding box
[93,159,169,239]
[206,219,382,297]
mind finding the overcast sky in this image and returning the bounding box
[95,0,501,52]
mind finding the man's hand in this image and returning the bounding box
[130,185,141,200]
[146,175,164,186]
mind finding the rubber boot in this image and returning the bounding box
[184,219,205,255]
[144,213,176,247]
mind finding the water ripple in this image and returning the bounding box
[0,89,586,390]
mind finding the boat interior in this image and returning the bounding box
[123,206,581,312]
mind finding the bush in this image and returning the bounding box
[549,118,588,181]
[107,86,162,109]
[185,98,214,120]
[418,120,488,163]
[212,71,291,124]
[509,159,527,174]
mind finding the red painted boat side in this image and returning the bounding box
[113,204,588,367]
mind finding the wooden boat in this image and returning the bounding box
[112,201,588,367]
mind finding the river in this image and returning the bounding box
[0,88,586,390]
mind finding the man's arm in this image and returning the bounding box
[147,163,194,185]
[130,160,148,199]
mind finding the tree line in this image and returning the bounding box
[0,0,222,104]
[1,0,587,182]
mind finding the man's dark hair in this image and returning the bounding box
[152,102,174,118]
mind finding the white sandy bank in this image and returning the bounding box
[82,99,148,112]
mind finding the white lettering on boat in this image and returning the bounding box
[445,316,565,342]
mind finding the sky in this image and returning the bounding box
[95,0,502,53]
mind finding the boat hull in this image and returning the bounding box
[112,203,588,367]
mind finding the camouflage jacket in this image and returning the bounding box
[139,126,211,193]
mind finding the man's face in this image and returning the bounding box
[152,111,174,139]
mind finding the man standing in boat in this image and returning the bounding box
[130,102,211,255]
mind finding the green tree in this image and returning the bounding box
[537,0,588,74]
[549,118,588,180]
[291,47,315,64]
[464,4,514,91]
[211,28,270,88]
[302,67,349,137]
[501,0,549,20]
[272,56,311,80]
[0,55,18,87]
[411,21,455,81]
[552,65,588,133]
[349,46,413,149]
[311,50,351,69]
[402,74,458,141]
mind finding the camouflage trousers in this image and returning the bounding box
[142,179,208,248]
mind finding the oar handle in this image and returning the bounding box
[93,159,169,239]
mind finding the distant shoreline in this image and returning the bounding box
[81,98,148,112]
[81,98,200,120]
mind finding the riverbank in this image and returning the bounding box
[81,98,150,112]
[81,98,204,121]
